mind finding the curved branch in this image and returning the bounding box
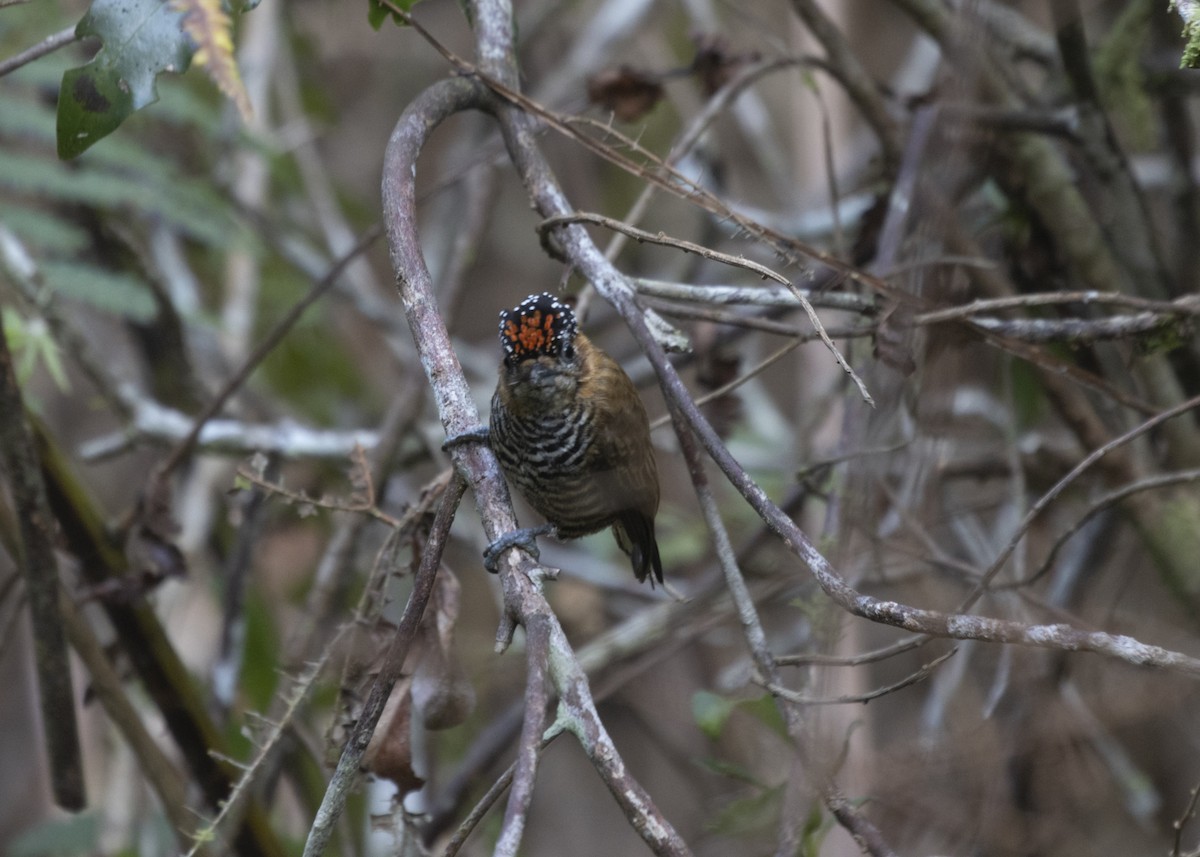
[494,615,551,857]
[379,72,692,856]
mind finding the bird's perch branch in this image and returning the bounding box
[376,73,691,856]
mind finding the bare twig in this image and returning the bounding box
[915,290,1200,323]
[301,472,466,857]
[960,393,1200,609]
[1173,782,1200,857]
[59,595,200,850]
[235,445,401,527]
[494,615,551,857]
[787,0,903,173]
[540,211,875,405]
[633,278,876,313]
[157,225,382,479]
[1023,468,1200,588]
[80,386,383,462]
[0,26,77,78]
[756,648,957,705]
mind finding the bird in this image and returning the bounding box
[483,292,663,585]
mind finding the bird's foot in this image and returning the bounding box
[442,425,490,451]
[483,523,557,572]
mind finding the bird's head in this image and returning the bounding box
[497,293,582,403]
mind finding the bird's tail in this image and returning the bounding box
[615,511,663,586]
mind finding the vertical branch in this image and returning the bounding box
[493,614,551,857]
[0,321,84,811]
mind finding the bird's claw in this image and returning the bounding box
[442,425,490,452]
[483,524,556,572]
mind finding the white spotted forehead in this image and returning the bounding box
[497,292,578,346]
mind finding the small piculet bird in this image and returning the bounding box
[488,293,663,585]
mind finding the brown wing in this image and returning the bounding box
[575,335,660,521]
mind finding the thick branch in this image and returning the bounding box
[0,313,84,810]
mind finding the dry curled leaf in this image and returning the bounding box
[586,65,664,122]
[363,675,424,794]
[94,472,186,603]
[412,569,475,730]
[690,33,758,96]
[874,299,917,376]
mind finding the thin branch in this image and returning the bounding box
[959,393,1200,610]
[589,55,821,315]
[914,290,1200,323]
[380,65,694,856]
[494,615,551,857]
[375,0,894,298]
[514,86,1200,682]
[633,278,876,314]
[0,26,77,78]
[156,225,382,480]
[80,386,383,462]
[755,648,957,705]
[961,312,1188,343]
[1022,468,1200,588]
[775,636,925,667]
[787,0,903,173]
[1173,782,1200,857]
[646,297,872,339]
[548,617,693,857]
[301,472,466,857]
[235,447,401,528]
[540,211,874,405]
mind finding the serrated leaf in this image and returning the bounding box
[173,0,252,120]
[57,0,195,159]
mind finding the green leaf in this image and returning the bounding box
[367,0,422,30]
[739,692,790,742]
[57,0,195,159]
[1,209,91,256]
[10,811,99,856]
[4,312,72,391]
[694,756,767,788]
[800,802,834,857]
[0,152,242,249]
[39,260,158,321]
[692,690,789,742]
[704,783,783,838]
[692,690,739,741]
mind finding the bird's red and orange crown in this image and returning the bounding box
[498,293,578,363]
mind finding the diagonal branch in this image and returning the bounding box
[301,471,466,857]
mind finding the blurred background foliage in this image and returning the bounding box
[2,0,1200,856]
